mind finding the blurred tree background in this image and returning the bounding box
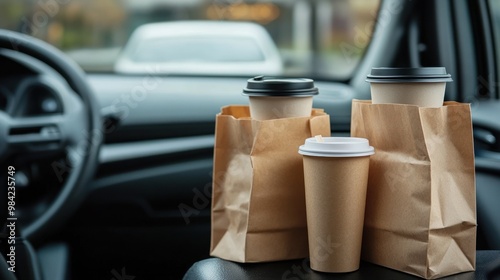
[0,0,127,50]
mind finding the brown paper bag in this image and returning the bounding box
[210,105,331,263]
[351,100,476,279]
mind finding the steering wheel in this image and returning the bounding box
[0,30,101,243]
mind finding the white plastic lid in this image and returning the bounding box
[298,137,375,157]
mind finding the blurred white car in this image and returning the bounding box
[114,21,283,75]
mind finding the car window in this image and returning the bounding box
[0,0,381,79]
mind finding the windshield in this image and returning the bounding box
[0,0,381,79]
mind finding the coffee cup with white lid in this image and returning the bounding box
[299,136,374,273]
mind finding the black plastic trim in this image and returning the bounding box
[469,0,498,99]
[99,135,214,164]
[448,0,476,102]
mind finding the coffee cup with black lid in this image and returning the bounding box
[242,76,319,120]
[366,67,453,107]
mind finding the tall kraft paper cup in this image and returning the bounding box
[367,67,453,107]
[243,76,318,120]
[299,137,374,273]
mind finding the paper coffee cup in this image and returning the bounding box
[366,67,453,107]
[299,137,374,273]
[243,76,318,120]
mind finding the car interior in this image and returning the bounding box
[0,0,499,279]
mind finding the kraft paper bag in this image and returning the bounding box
[351,100,476,279]
[210,105,331,263]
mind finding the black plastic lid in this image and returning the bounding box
[366,67,453,83]
[242,75,319,96]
